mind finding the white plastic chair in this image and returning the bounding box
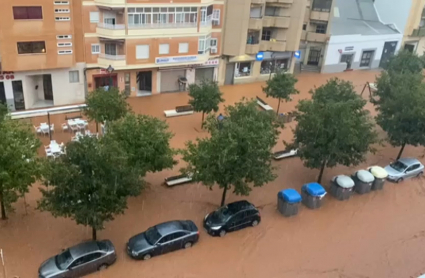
[70,124,78,133]
[45,149,53,158]
[61,123,69,132]
[50,124,54,133]
[34,125,42,135]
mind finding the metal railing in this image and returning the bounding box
[97,23,125,30]
[99,53,126,60]
[128,22,197,29]
[412,27,425,37]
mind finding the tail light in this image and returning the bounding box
[196,230,200,235]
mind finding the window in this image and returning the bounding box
[235,62,252,77]
[58,50,72,55]
[173,232,187,239]
[128,6,197,27]
[360,50,374,67]
[315,23,327,34]
[17,41,45,54]
[90,12,99,23]
[55,17,70,21]
[69,71,79,83]
[260,59,289,74]
[312,0,332,12]
[136,45,149,59]
[13,7,43,20]
[210,38,218,53]
[198,35,211,54]
[54,1,69,5]
[158,234,175,244]
[179,43,189,53]
[212,9,220,26]
[302,24,307,30]
[159,44,169,54]
[105,43,117,55]
[91,44,100,54]
[57,42,72,47]
[57,35,72,39]
[262,29,271,41]
[55,9,70,13]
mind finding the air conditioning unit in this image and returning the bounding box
[211,48,217,54]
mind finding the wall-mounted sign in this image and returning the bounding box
[0,71,15,80]
[294,51,301,59]
[155,56,198,64]
[256,52,264,61]
[203,59,219,66]
[345,46,354,51]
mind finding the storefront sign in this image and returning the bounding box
[203,59,219,66]
[0,71,14,80]
[155,56,198,65]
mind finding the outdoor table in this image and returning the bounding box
[40,123,49,133]
[49,143,61,154]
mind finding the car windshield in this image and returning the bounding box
[145,227,162,245]
[390,161,408,172]
[213,206,233,222]
[55,249,73,270]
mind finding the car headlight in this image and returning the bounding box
[210,226,222,230]
[131,250,138,256]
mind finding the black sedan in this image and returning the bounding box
[203,200,261,237]
[127,220,199,260]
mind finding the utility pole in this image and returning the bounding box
[1,249,7,278]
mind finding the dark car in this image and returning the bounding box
[203,200,261,237]
[38,240,116,278]
[127,220,199,260]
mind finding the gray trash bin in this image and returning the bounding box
[368,166,388,190]
[301,183,326,209]
[330,175,355,201]
[277,189,302,217]
[352,170,375,194]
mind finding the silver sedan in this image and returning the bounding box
[384,158,424,183]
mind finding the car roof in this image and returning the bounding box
[69,241,100,258]
[227,200,255,213]
[155,220,186,235]
[398,158,421,166]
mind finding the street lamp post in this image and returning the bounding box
[106,65,114,90]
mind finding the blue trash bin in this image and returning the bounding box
[301,183,326,209]
[277,189,302,217]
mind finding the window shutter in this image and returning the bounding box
[136,45,149,59]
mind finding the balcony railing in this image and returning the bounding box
[97,23,125,30]
[128,22,197,29]
[412,27,425,37]
[99,53,126,60]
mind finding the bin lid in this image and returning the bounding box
[367,166,388,179]
[278,189,301,203]
[355,170,375,183]
[333,175,355,188]
[302,182,326,196]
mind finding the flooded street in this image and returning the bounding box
[2,71,425,278]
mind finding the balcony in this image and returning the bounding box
[411,27,425,37]
[260,40,286,51]
[97,23,126,37]
[94,0,125,6]
[98,53,126,68]
[249,18,263,30]
[251,0,265,4]
[310,11,330,21]
[246,43,260,54]
[128,22,198,36]
[266,0,293,4]
[306,32,327,42]
[262,16,290,28]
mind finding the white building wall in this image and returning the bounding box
[322,33,403,73]
[374,0,412,34]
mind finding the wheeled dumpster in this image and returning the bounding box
[368,166,388,191]
[277,189,302,217]
[330,175,355,201]
[352,170,375,194]
[301,183,326,209]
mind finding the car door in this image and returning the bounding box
[67,254,93,277]
[170,232,188,250]
[227,212,244,232]
[404,165,417,179]
[155,234,175,255]
[242,210,255,228]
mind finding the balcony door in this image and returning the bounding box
[104,12,116,26]
[105,43,117,56]
[307,48,321,66]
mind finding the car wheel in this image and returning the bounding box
[396,178,404,183]
[184,242,193,249]
[219,229,226,237]
[417,172,423,178]
[98,264,108,271]
[142,254,152,260]
[251,219,259,227]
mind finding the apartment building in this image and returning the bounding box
[219,0,307,85]
[83,0,223,96]
[0,0,86,111]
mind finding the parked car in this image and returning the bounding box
[203,200,261,237]
[127,220,199,260]
[384,158,424,183]
[38,240,116,278]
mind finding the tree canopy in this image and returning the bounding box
[289,78,378,183]
[181,99,282,206]
[38,136,142,240]
[262,71,299,114]
[188,80,224,126]
[108,113,176,175]
[384,50,425,74]
[0,104,41,219]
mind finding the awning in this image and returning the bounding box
[228,54,255,63]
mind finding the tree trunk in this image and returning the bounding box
[317,160,327,184]
[92,227,97,240]
[201,112,205,128]
[0,189,7,220]
[220,186,228,207]
[276,98,281,115]
[396,142,406,160]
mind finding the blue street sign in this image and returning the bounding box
[294,51,301,59]
[256,52,264,61]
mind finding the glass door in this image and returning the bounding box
[12,80,25,111]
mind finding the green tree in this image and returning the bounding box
[108,113,176,175]
[84,87,130,132]
[0,103,41,219]
[181,99,282,206]
[384,50,424,74]
[262,71,299,115]
[188,80,224,127]
[289,78,378,183]
[38,136,142,240]
[373,71,425,159]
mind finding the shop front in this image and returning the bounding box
[194,59,219,84]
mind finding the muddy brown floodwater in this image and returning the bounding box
[2,71,425,278]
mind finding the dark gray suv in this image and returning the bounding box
[38,240,116,278]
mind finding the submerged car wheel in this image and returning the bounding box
[142,254,152,260]
[251,220,259,227]
[184,242,193,249]
[98,264,108,271]
[417,172,423,178]
[396,178,404,183]
[219,230,226,237]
